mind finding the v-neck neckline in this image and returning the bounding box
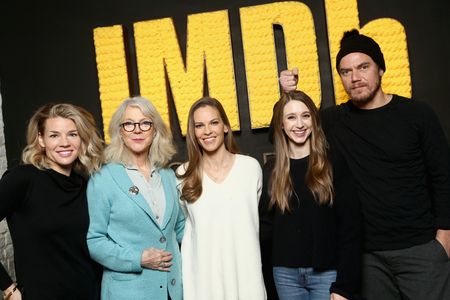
[203,154,237,185]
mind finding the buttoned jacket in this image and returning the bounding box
[87,163,185,300]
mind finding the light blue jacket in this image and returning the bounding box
[87,163,185,300]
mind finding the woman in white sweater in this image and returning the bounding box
[177,97,266,300]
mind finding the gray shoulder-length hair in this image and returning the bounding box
[104,96,176,168]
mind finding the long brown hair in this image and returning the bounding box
[178,97,239,202]
[269,91,333,213]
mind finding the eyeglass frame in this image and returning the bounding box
[120,121,153,132]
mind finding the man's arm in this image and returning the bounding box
[419,104,450,253]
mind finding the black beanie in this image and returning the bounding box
[336,29,386,72]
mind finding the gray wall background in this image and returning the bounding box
[0,87,15,299]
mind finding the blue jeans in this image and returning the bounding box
[273,267,337,300]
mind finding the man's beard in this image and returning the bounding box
[350,77,382,104]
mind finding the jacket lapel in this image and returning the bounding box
[106,164,160,226]
[159,169,175,230]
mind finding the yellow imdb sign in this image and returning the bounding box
[94,0,411,142]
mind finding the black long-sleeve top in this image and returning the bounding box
[320,95,450,251]
[0,165,99,299]
[260,150,362,299]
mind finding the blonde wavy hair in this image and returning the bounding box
[269,91,334,213]
[22,103,104,177]
[105,97,175,168]
[178,97,239,203]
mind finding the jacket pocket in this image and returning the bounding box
[111,272,139,281]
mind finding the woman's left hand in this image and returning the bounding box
[140,247,173,271]
[330,293,348,300]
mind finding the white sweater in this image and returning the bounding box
[177,154,267,300]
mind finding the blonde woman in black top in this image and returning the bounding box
[0,103,103,300]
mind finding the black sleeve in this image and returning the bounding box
[259,159,275,243]
[258,159,279,300]
[0,264,13,292]
[418,103,450,229]
[319,105,343,136]
[0,166,33,290]
[329,150,363,299]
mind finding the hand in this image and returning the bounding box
[436,229,450,258]
[279,67,299,92]
[3,283,21,300]
[9,290,22,300]
[141,248,173,271]
[330,292,348,300]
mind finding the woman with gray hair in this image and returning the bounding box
[87,97,185,300]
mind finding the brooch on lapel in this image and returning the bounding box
[129,186,139,195]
